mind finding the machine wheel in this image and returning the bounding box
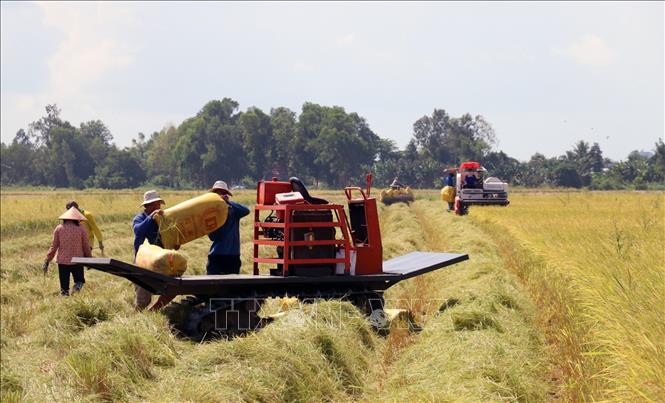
[166,298,266,341]
[349,292,389,334]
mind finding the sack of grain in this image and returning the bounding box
[156,192,229,249]
[135,243,187,276]
[441,186,455,203]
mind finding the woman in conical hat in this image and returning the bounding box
[43,207,92,296]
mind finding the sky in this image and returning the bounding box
[1,1,663,161]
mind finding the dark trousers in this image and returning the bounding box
[58,264,85,295]
[207,255,241,275]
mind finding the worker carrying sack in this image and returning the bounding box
[156,192,229,249]
[441,186,456,203]
[135,242,188,276]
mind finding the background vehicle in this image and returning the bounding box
[454,161,510,215]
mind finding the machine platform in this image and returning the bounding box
[73,252,468,298]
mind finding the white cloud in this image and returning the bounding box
[554,34,617,66]
[1,3,140,141]
[37,2,136,98]
[15,94,37,111]
[335,33,355,47]
[292,61,315,72]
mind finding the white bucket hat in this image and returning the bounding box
[141,190,164,206]
[210,180,232,196]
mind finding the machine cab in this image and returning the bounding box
[455,161,510,211]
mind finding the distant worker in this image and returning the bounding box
[43,207,92,295]
[389,177,405,189]
[445,170,456,211]
[66,201,104,255]
[132,190,165,310]
[464,173,478,189]
[207,180,250,275]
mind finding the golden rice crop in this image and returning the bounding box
[1,188,551,402]
[471,191,665,401]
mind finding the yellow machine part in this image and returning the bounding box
[157,192,228,249]
[440,186,456,203]
[135,242,188,277]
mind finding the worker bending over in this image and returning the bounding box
[207,181,250,275]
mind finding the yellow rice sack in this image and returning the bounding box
[441,186,455,203]
[380,187,414,203]
[157,192,229,249]
[135,243,188,276]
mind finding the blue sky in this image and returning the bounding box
[1,1,663,161]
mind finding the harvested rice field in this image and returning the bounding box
[1,189,662,402]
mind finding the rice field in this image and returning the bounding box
[0,188,662,402]
[471,191,665,401]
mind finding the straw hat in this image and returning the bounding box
[210,180,232,196]
[141,190,164,206]
[59,207,87,221]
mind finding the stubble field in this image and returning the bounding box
[1,188,662,402]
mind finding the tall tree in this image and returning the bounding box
[270,107,298,178]
[145,126,179,187]
[412,109,451,163]
[28,104,65,147]
[649,138,665,182]
[50,126,96,188]
[0,130,36,184]
[239,107,272,178]
[94,148,146,189]
[174,98,245,186]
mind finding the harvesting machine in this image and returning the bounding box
[454,161,510,215]
[74,176,468,340]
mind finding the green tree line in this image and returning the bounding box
[2,100,664,189]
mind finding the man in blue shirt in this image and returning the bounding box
[132,190,165,309]
[464,173,478,188]
[444,170,456,211]
[207,180,250,275]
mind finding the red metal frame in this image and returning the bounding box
[253,174,382,277]
[253,203,352,276]
[459,161,481,171]
[344,185,383,275]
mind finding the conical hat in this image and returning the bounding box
[58,207,87,221]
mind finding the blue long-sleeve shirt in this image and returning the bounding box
[208,200,250,256]
[464,175,477,187]
[133,212,162,255]
[445,175,455,187]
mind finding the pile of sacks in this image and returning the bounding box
[135,193,229,276]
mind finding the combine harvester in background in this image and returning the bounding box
[379,177,415,205]
[453,161,510,215]
[74,175,468,340]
